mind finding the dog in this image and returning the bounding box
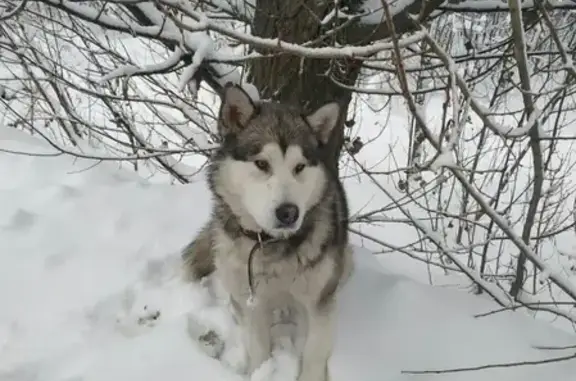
[182,82,353,381]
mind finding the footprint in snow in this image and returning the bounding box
[113,304,162,337]
[136,305,162,326]
[140,256,182,286]
[3,208,36,231]
[44,250,71,268]
[58,184,82,199]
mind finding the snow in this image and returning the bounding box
[440,0,576,11]
[178,37,213,92]
[206,0,255,21]
[0,1,27,21]
[429,150,455,172]
[359,0,416,26]
[100,48,184,84]
[40,0,174,40]
[139,0,425,60]
[1,126,576,381]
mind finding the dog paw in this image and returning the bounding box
[296,368,330,381]
[249,350,298,381]
[218,324,248,375]
[186,313,225,359]
[220,339,248,375]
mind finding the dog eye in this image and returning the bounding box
[294,163,306,175]
[254,160,270,172]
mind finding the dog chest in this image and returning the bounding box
[212,233,332,304]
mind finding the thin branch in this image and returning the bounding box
[440,0,576,12]
[507,0,543,299]
[401,351,576,374]
[0,0,28,21]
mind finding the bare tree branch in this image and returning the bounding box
[402,351,576,374]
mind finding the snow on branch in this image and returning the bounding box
[100,47,185,83]
[440,0,576,12]
[206,0,255,22]
[40,0,180,42]
[178,34,213,91]
[411,17,548,140]
[0,0,28,21]
[402,351,576,374]
[415,102,576,307]
[419,105,576,307]
[43,0,427,101]
[358,0,420,26]
[536,1,576,81]
[105,0,426,60]
[38,0,244,95]
[379,3,576,306]
[321,4,367,25]
[352,156,513,306]
[130,1,227,93]
[155,0,426,59]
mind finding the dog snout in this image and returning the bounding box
[275,203,299,227]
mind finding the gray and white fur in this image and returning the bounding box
[182,83,353,381]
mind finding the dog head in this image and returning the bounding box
[209,83,340,238]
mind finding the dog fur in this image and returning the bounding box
[182,83,353,381]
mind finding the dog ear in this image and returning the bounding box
[305,102,341,144]
[219,83,256,133]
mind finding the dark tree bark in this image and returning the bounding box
[120,0,445,171]
[248,1,360,171]
[40,0,445,173]
[247,0,444,171]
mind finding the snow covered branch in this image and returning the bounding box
[35,0,244,96]
[409,19,552,139]
[33,0,442,100]
[154,0,426,59]
[535,1,576,81]
[505,0,543,298]
[0,0,28,21]
[99,48,186,83]
[2,0,575,326]
[363,3,576,311]
[440,0,576,12]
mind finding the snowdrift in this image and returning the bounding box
[1,126,575,381]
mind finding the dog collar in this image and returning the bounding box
[239,226,310,249]
[242,224,310,304]
[240,228,275,242]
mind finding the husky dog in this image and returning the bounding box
[182,83,353,381]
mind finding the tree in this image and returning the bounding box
[246,0,445,169]
[2,0,576,326]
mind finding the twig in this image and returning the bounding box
[0,0,27,21]
[474,301,576,324]
[401,15,576,305]
[507,0,543,299]
[402,351,576,374]
[534,344,576,351]
[535,0,576,81]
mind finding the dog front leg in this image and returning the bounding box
[298,303,334,381]
[242,303,272,374]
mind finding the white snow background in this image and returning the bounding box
[2,120,576,381]
[1,4,576,379]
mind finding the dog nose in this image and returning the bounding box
[275,203,299,226]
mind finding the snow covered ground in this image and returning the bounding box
[1,125,576,381]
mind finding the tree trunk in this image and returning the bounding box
[248,0,361,171]
[247,0,445,171]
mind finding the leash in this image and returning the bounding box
[247,233,264,307]
[247,232,282,307]
[242,226,307,308]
